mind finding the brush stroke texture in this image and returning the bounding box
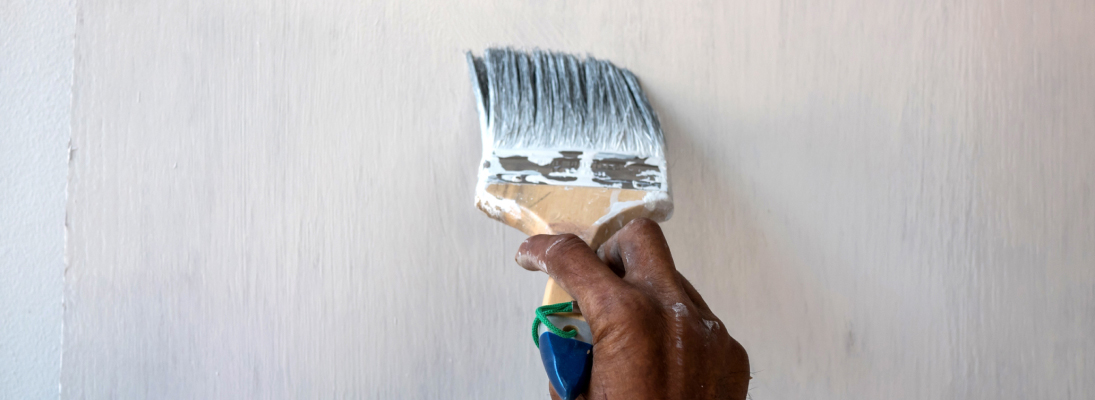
[65,0,1095,398]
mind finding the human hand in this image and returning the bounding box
[516,218,750,400]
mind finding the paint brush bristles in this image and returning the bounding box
[467,48,664,157]
[467,48,668,191]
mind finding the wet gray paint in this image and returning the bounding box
[468,49,666,159]
[496,153,581,182]
[492,151,663,189]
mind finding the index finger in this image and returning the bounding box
[516,234,629,319]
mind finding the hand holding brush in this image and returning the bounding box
[517,219,751,400]
[466,48,748,399]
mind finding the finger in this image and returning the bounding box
[676,272,713,314]
[516,234,628,318]
[596,218,679,292]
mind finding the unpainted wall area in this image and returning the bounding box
[0,0,72,398]
[64,0,1094,399]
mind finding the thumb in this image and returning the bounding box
[516,234,629,320]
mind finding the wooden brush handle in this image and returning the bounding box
[542,278,575,306]
[477,183,673,313]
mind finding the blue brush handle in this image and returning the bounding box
[538,331,593,400]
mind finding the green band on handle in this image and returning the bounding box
[532,302,578,347]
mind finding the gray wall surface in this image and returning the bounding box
[0,0,72,398]
[4,0,1094,399]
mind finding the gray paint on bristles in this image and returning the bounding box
[467,48,669,190]
[466,48,665,158]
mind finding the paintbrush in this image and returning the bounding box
[466,48,672,400]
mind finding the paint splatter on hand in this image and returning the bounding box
[516,218,751,400]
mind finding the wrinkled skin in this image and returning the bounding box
[516,218,751,400]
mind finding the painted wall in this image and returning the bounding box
[0,0,72,398]
[61,0,1094,399]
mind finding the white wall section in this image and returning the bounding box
[0,0,73,398]
[56,0,1095,398]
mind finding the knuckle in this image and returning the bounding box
[725,335,749,361]
[618,219,668,254]
[623,217,663,237]
[542,234,588,260]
